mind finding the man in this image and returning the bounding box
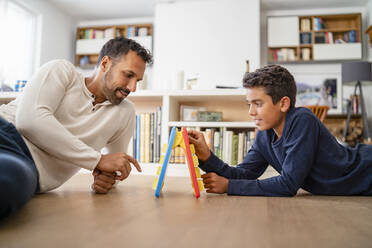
[0,37,152,219]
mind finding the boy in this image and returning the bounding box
[188,65,372,196]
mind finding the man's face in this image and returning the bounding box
[102,50,146,105]
[246,87,285,132]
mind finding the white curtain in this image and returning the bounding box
[0,0,36,89]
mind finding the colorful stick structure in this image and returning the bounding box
[152,127,204,198]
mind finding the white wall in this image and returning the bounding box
[77,17,153,27]
[15,0,76,69]
[153,0,260,90]
[263,6,372,133]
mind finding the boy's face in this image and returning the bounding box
[246,87,287,133]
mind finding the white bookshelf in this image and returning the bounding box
[128,89,255,176]
[128,89,254,147]
[168,121,256,128]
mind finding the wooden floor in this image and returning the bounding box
[1,172,372,248]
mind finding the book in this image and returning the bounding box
[136,115,140,161]
[238,132,245,164]
[133,115,137,159]
[140,113,145,162]
[156,107,162,163]
[214,131,220,159]
[144,113,150,163]
[149,112,154,163]
[231,133,238,166]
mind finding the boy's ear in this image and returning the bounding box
[279,96,291,112]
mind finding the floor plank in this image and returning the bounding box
[1,173,372,248]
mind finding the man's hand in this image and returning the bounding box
[91,169,116,194]
[202,172,228,194]
[96,152,141,181]
[187,130,211,162]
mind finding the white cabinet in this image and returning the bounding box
[267,13,362,62]
[76,38,111,55]
[131,36,153,54]
[313,43,362,60]
[268,16,299,47]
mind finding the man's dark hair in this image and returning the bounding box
[243,64,297,108]
[97,36,153,65]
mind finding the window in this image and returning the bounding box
[0,0,36,89]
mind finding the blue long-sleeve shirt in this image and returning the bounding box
[199,107,372,196]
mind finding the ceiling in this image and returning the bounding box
[48,0,370,21]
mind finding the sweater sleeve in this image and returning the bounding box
[16,60,101,171]
[227,115,319,196]
[199,140,269,180]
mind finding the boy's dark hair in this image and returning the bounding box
[243,65,297,109]
[97,37,153,66]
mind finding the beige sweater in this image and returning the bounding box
[0,60,136,192]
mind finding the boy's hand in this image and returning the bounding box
[91,169,116,194]
[96,152,141,181]
[187,130,211,162]
[202,172,228,194]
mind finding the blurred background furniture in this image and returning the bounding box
[342,61,372,144]
[305,105,329,123]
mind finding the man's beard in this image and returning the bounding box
[102,69,130,105]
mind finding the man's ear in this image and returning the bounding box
[99,56,111,73]
[280,96,291,112]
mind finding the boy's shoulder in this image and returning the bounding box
[284,107,322,136]
[288,107,317,121]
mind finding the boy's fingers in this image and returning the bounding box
[201,172,215,178]
[188,136,197,144]
[202,178,214,184]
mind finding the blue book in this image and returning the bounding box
[136,115,141,161]
[133,115,137,159]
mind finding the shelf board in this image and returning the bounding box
[268,46,298,49]
[168,121,256,128]
[0,91,20,100]
[77,64,96,69]
[128,90,165,102]
[168,89,247,102]
[168,89,246,96]
[314,28,359,32]
[268,58,361,64]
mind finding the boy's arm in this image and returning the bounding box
[188,129,269,180]
[199,143,269,180]
[16,60,101,171]
[228,115,318,196]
